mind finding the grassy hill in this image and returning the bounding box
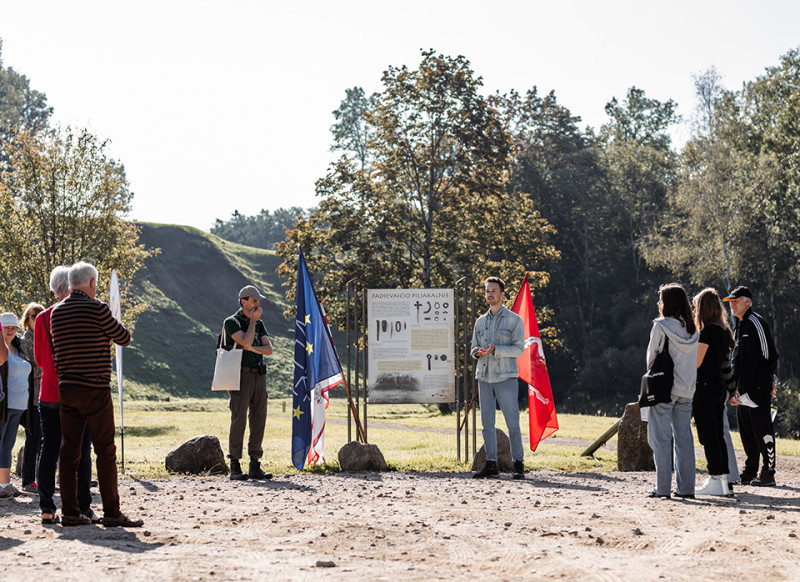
[123,223,295,399]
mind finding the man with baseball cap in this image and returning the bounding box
[222,285,274,480]
[724,286,779,486]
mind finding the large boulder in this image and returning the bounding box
[617,402,655,471]
[338,441,388,471]
[471,429,513,472]
[165,435,228,475]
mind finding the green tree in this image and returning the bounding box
[0,39,53,167]
[600,86,679,287]
[278,50,557,325]
[330,86,378,170]
[0,126,155,324]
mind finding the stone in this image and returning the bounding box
[337,441,388,471]
[165,435,228,475]
[471,429,513,472]
[617,402,655,471]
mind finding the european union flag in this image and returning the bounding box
[292,247,343,470]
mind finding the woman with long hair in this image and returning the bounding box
[692,288,735,496]
[645,283,699,498]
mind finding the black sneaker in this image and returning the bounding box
[673,491,695,499]
[229,459,249,481]
[512,460,525,480]
[647,489,670,499]
[740,472,757,485]
[248,461,273,480]
[473,461,499,479]
[752,474,776,487]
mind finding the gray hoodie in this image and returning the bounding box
[646,317,699,400]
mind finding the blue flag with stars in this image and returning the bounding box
[292,247,343,469]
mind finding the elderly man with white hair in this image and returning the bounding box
[50,261,142,527]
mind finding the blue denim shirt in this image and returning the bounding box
[470,306,524,382]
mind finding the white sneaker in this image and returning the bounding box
[696,476,732,497]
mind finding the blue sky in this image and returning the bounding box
[2,0,798,231]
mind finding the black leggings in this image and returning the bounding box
[693,379,729,476]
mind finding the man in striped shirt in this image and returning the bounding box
[724,286,779,487]
[51,261,142,527]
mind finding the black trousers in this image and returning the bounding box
[22,405,41,486]
[693,379,729,476]
[737,389,776,476]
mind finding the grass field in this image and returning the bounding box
[13,397,800,479]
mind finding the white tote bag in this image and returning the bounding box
[211,328,243,391]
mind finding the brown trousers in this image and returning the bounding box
[228,368,267,460]
[59,387,120,518]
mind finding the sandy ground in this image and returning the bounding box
[2,452,800,582]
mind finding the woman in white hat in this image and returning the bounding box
[0,312,33,497]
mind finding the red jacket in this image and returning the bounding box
[34,306,59,403]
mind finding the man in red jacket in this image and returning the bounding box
[34,266,97,524]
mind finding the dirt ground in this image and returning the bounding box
[2,452,800,582]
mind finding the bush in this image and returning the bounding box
[773,379,800,439]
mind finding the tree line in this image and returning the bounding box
[262,48,800,426]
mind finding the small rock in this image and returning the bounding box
[595,537,605,545]
[633,528,643,536]
[316,561,336,568]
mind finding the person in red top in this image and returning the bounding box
[34,266,97,525]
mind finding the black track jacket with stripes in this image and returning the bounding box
[732,307,778,396]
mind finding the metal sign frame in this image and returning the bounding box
[344,279,477,464]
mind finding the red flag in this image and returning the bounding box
[511,273,558,451]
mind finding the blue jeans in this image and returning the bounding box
[478,378,524,462]
[37,401,93,514]
[0,409,25,469]
[647,396,696,495]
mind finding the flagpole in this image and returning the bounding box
[117,348,125,474]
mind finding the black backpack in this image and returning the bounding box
[639,336,674,407]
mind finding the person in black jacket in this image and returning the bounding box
[724,286,778,487]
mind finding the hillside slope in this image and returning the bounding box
[125,223,294,398]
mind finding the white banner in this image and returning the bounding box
[109,270,124,427]
[367,289,455,404]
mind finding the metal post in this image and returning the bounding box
[346,281,352,443]
[361,283,368,443]
[455,277,475,464]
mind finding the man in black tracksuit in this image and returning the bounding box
[724,286,779,486]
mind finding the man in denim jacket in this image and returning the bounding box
[470,277,525,479]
